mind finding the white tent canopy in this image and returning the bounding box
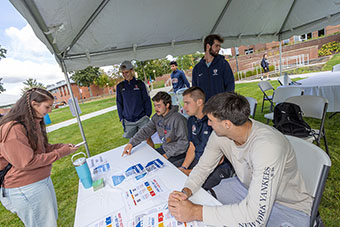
[9,0,340,156]
[10,0,340,71]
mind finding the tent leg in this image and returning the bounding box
[279,39,282,78]
[61,60,91,157]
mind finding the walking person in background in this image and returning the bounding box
[170,61,190,93]
[116,60,153,145]
[261,53,270,80]
[0,88,78,227]
[192,34,235,101]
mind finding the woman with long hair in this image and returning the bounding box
[0,88,78,226]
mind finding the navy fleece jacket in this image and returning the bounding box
[116,78,152,122]
[192,54,235,100]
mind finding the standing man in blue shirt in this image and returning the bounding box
[116,60,153,142]
[179,87,233,190]
[192,34,235,101]
[170,61,190,93]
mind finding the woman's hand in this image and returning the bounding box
[68,144,79,154]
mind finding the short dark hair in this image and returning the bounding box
[152,91,172,109]
[183,86,205,103]
[204,34,224,52]
[203,92,250,126]
[170,61,178,66]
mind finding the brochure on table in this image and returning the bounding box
[75,145,214,227]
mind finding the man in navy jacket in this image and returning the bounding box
[170,61,190,93]
[192,34,235,101]
[116,60,152,139]
[179,87,233,190]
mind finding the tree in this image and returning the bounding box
[21,78,46,94]
[0,78,5,94]
[71,66,101,97]
[175,53,204,70]
[0,45,6,59]
[134,58,171,81]
[0,45,7,94]
[94,69,117,93]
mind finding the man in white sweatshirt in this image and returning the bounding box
[168,92,313,227]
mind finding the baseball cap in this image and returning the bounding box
[120,60,133,70]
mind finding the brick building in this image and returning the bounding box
[231,24,340,56]
[46,80,115,105]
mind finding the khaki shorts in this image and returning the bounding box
[123,116,150,138]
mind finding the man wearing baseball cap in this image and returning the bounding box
[116,60,152,142]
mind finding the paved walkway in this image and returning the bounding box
[46,106,117,133]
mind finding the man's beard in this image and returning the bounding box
[209,47,218,57]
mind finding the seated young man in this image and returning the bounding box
[179,87,233,190]
[122,92,189,167]
[168,92,313,226]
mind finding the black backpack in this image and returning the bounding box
[273,102,312,137]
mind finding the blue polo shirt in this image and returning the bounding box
[187,115,212,161]
[170,69,190,93]
[116,78,152,122]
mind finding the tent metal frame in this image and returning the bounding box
[17,0,340,156]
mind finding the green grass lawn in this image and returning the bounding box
[322,53,340,71]
[1,80,340,226]
[48,96,116,125]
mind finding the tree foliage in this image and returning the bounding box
[71,66,101,87]
[133,53,204,81]
[94,69,117,88]
[0,45,7,94]
[0,45,6,60]
[175,53,204,70]
[21,78,46,94]
[134,59,171,81]
[0,78,5,94]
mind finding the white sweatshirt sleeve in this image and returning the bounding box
[185,131,289,226]
[204,139,287,226]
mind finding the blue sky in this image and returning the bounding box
[0,1,64,95]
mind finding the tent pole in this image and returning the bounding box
[60,59,91,157]
[279,38,282,77]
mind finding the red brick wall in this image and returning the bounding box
[51,83,115,104]
[227,45,318,73]
[326,24,340,35]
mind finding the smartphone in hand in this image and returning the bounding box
[75,141,86,147]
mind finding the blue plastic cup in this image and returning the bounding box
[72,152,92,189]
[44,114,52,125]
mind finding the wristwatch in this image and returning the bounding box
[181,188,190,197]
[180,166,187,170]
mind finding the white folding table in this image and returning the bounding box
[74,142,220,227]
[292,71,340,112]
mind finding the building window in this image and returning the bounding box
[245,48,254,55]
[318,29,325,37]
[307,32,312,39]
[300,32,312,41]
